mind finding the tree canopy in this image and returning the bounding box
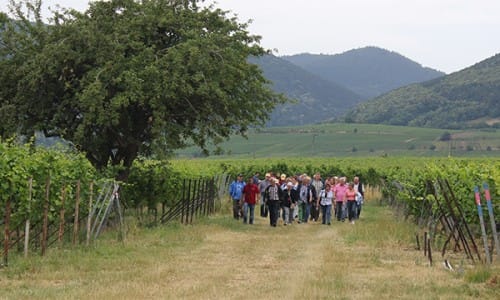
[0,0,284,178]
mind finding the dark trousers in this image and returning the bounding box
[233,200,241,219]
[335,201,344,221]
[356,203,362,219]
[268,200,280,226]
[347,201,357,221]
[260,203,268,217]
[310,204,320,221]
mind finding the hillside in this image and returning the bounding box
[344,53,500,129]
[251,55,363,126]
[283,46,445,98]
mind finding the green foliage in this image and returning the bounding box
[0,140,98,230]
[0,0,285,179]
[439,132,452,141]
[122,158,182,209]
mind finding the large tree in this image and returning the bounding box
[0,0,284,178]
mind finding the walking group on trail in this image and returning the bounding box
[229,172,364,227]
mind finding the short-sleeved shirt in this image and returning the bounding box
[333,184,348,202]
[346,189,357,201]
[319,190,334,206]
[243,184,260,205]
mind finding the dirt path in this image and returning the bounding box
[160,218,341,299]
[1,205,498,299]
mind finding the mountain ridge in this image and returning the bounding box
[282,46,445,98]
[343,52,500,129]
[250,55,363,127]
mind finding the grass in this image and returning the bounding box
[175,123,500,158]
[1,202,499,299]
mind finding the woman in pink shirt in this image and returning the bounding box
[333,177,348,222]
[346,183,357,224]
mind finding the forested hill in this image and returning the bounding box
[250,55,363,127]
[343,53,500,129]
[283,46,445,98]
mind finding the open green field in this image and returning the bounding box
[1,202,498,299]
[176,123,500,158]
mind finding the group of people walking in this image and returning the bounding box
[229,172,364,227]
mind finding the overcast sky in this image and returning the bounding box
[2,0,499,74]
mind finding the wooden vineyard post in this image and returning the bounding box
[191,179,199,223]
[3,194,12,267]
[41,177,51,256]
[58,185,67,246]
[443,180,480,261]
[427,236,433,266]
[184,179,191,225]
[474,186,491,264]
[73,180,81,245]
[180,179,186,224]
[424,232,428,256]
[86,181,94,246]
[483,183,500,258]
[429,180,465,258]
[24,177,33,258]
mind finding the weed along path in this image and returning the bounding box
[1,203,498,299]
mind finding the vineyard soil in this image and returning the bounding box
[0,203,498,299]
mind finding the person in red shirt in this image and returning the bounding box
[242,178,260,224]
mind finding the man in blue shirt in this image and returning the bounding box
[229,174,246,220]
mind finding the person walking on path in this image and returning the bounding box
[311,173,324,222]
[265,178,283,227]
[353,176,365,219]
[346,183,357,224]
[333,177,348,222]
[242,177,260,224]
[297,176,316,223]
[229,174,245,220]
[282,181,298,225]
[258,173,271,217]
[319,184,334,225]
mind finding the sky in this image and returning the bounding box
[2,0,499,74]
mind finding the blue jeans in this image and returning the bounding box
[335,202,344,221]
[321,204,332,224]
[347,201,357,221]
[304,203,311,223]
[283,206,293,224]
[243,203,255,224]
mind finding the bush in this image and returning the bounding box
[439,132,452,141]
